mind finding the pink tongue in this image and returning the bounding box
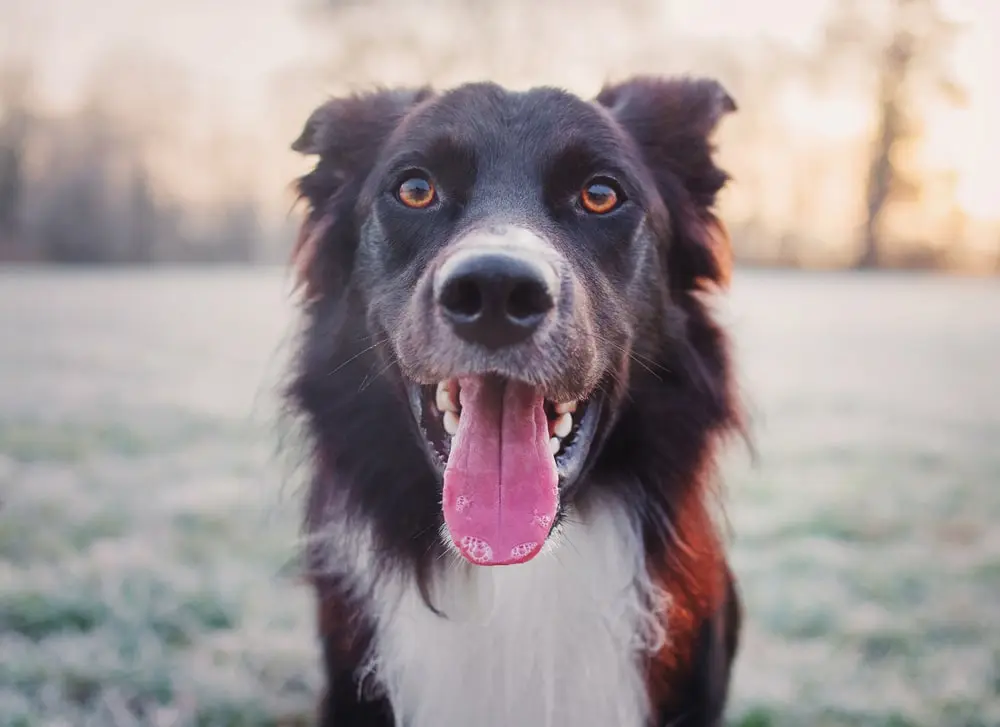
[442,377,558,565]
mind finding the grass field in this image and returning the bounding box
[1,268,998,726]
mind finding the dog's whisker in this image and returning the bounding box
[358,357,398,394]
[591,331,670,381]
[327,337,391,377]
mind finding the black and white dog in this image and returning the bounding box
[287,75,744,727]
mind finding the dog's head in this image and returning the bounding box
[292,78,735,568]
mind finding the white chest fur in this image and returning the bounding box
[353,504,667,727]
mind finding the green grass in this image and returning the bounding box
[1,268,997,725]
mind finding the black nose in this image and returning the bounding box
[436,252,557,349]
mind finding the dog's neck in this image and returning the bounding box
[335,498,663,727]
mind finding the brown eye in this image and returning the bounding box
[397,175,436,209]
[580,179,622,214]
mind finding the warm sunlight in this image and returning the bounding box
[957,172,998,220]
[951,1,1000,221]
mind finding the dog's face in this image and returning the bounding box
[292,78,735,567]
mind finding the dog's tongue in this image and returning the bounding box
[442,376,557,565]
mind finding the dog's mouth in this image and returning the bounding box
[407,374,602,566]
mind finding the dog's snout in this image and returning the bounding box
[436,252,557,349]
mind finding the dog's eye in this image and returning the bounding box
[580,178,623,214]
[397,175,436,209]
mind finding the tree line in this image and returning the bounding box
[2,0,994,270]
[0,60,265,265]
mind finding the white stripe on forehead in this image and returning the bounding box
[433,225,563,293]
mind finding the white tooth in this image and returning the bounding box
[436,381,458,413]
[555,401,577,415]
[443,411,460,436]
[549,437,561,456]
[554,412,573,438]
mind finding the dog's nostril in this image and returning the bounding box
[439,278,483,320]
[506,280,553,323]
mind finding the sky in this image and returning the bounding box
[2,0,996,221]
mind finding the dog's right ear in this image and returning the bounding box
[291,87,433,302]
[595,76,736,294]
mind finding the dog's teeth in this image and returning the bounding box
[443,411,460,436]
[553,412,573,438]
[436,381,458,413]
[549,437,560,456]
[555,401,577,415]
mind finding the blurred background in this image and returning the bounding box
[0,0,997,725]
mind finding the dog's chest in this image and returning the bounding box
[365,507,660,727]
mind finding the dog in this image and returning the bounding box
[286,75,744,727]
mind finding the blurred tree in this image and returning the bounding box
[126,163,157,264]
[0,62,34,253]
[16,48,266,266]
[214,197,261,264]
[818,0,966,269]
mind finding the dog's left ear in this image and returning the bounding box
[596,76,736,292]
[290,87,433,302]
